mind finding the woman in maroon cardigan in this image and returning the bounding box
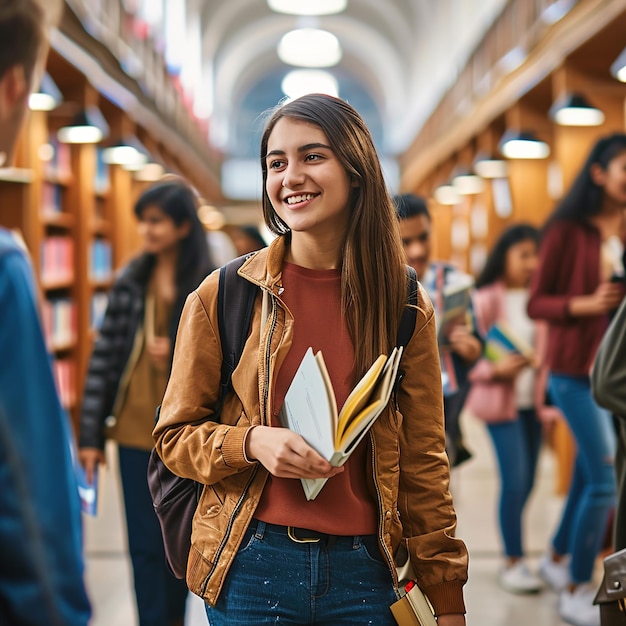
[528,133,626,626]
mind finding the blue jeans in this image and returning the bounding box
[118,446,188,626]
[486,409,543,558]
[549,375,616,584]
[204,520,398,625]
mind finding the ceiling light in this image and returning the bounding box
[611,47,626,83]
[452,170,485,195]
[281,69,338,99]
[434,184,461,206]
[500,130,550,159]
[57,107,109,144]
[268,0,348,15]
[473,155,509,178]
[102,137,148,168]
[278,28,342,68]
[549,93,605,126]
[29,73,62,111]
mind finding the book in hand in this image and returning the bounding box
[484,322,534,363]
[76,464,98,516]
[435,276,474,345]
[280,346,404,500]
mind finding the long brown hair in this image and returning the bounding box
[260,94,407,377]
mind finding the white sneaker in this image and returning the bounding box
[539,552,571,591]
[499,560,544,594]
[559,583,600,626]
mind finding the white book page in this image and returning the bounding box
[281,348,336,461]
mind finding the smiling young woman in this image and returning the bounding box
[154,94,469,626]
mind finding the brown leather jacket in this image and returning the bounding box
[153,236,468,615]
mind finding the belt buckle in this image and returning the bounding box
[287,526,321,543]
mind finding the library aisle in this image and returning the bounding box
[83,413,586,625]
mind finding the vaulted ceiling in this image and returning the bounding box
[197,0,508,161]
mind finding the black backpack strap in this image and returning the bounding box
[393,266,418,398]
[216,254,259,413]
[397,265,418,348]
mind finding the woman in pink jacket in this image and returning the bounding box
[467,224,559,594]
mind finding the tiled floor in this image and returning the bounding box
[83,413,594,625]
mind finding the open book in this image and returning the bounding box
[280,346,404,500]
[484,322,534,363]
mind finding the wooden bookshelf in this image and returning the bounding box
[0,98,136,430]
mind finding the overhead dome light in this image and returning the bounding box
[549,93,605,126]
[278,28,342,68]
[281,69,338,100]
[434,184,461,206]
[500,130,550,159]
[611,47,626,83]
[268,0,348,15]
[473,155,509,179]
[452,170,485,195]
[57,107,109,144]
[29,73,62,111]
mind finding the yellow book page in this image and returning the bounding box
[335,347,402,449]
[336,399,384,450]
[335,354,387,444]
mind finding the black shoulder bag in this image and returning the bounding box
[147,255,257,579]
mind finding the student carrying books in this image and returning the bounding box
[466,224,560,594]
[153,94,468,625]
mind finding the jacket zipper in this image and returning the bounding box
[370,432,399,588]
[200,289,278,596]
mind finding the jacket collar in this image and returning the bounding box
[238,234,288,294]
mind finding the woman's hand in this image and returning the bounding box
[568,282,624,316]
[147,336,171,371]
[492,354,529,381]
[448,325,482,363]
[437,614,466,626]
[245,426,344,480]
[79,447,105,484]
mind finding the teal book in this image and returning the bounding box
[484,323,533,363]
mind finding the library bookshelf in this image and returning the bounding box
[0,107,134,431]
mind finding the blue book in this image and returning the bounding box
[76,464,98,516]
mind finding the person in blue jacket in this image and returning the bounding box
[0,1,91,624]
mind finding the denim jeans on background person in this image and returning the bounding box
[486,408,543,558]
[548,375,616,584]
[204,519,398,625]
[118,446,188,626]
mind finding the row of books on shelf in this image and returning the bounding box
[40,237,113,285]
[41,236,73,285]
[41,182,64,215]
[53,358,76,410]
[89,240,112,282]
[42,298,76,348]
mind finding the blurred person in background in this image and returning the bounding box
[78,180,214,626]
[226,224,269,256]
[394,193,482,467]
[0,0,91,624]
[467,224,561,594]
[528,133,626,626]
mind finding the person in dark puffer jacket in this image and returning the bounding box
[79,179,213,626]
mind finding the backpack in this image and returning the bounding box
[147,259,418,579]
